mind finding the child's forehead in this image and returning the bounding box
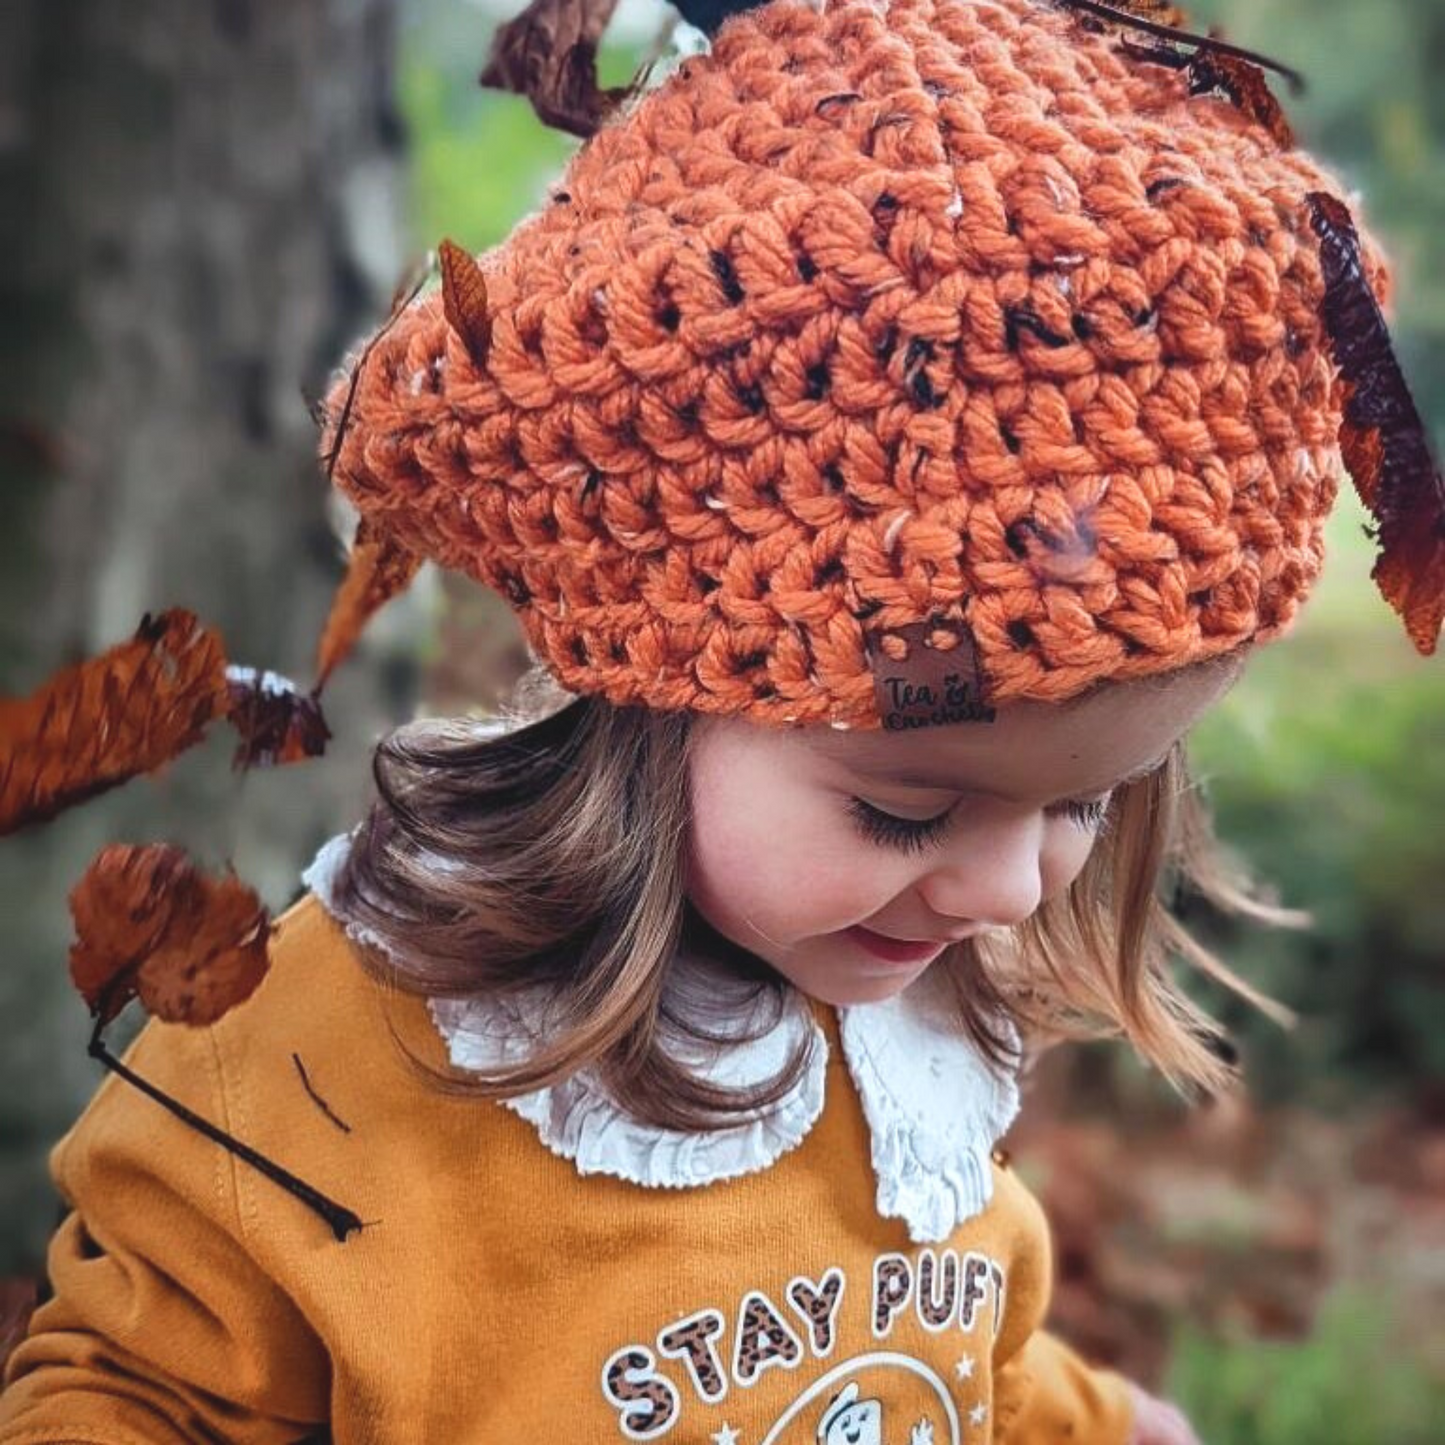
[797,701,1102,783]
[780,658,1240,792]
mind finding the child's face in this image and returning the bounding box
[684,659,1240,1006]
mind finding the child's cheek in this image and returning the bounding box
[1040,825,1100,901]
[778,799,907,917]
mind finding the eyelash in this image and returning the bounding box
[845,796,1112,853]
[1064,797,1111,833]
[846,798,951,854]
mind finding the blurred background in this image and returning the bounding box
[1,0,1441,1437]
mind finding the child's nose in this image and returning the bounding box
[915,811,1044,929]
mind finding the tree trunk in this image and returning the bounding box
[0,0,410,1273]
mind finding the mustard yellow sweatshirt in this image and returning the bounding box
[0,896,1133,1444]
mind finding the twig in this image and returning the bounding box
[89,1021,361,1242]
[293,1051,353,1134]
[322,260,433,483]
[1053,0,1305,92]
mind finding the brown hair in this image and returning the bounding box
[332,666,1289,1127]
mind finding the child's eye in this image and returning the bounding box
[847,794,1112,852]
[846,797,952,854]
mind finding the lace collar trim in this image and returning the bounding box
[305,834,1019,1242]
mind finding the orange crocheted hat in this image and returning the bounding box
[323,0,1423,730]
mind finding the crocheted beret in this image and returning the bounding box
[324,0,1387,729]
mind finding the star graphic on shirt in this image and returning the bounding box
[969,1402,988,1427]
[954,1354,976,1381]
[712,1424,742,1445]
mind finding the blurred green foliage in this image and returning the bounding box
[1181,0,1445,1107]
[399,47,576,249]
[1189,542,1445,1105]
[1168,1288,1445,1444]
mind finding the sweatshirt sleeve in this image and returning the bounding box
[993,1327,1135,1444]
[986,1165,1136,1445]
[0,1017,330,1445]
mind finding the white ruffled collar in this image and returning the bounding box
[305,834,1019,1243]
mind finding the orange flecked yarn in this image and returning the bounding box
[326,0,1376,729]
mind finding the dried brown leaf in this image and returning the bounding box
[1056,0,1195,42]
[68,845,186,1023]
[315,518,424,690]
[1188,50,1294,147]
[225,666,331,768]
[137,872,271,1027]
[1309,191,1445,655]
[480,0,630,138]
[69,844,272,1028]
[1103,0,1191,27]
[0,610,230,836]
[438,239,492,370]
[1056,0,1304,92]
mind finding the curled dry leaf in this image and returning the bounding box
[1308,191,1445,655]
[1057,0,1195,43]
[1055,0,1304,91]
[0,610,230,836]
[315,518,424,690]
[69,845,188,1024]
[1188,50,1294,148]
[69,844,272,1028]
[439,239,492,370]
[225,666,331,768]
[480,0,630,138]
[1098,0,1191,28]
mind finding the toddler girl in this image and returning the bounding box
[2,0,1430,1441]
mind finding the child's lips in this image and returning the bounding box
[844,925,949,965]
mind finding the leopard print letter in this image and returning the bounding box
[786,1268,846,1358]
[916,1248,959,1332]
[732,1290,803,1387]
[601,1345,680,1440]
[657,1309,727,1403]
[959,1253,992,1332]
[871,1253,913,1339]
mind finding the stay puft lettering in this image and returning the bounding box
[600,1250,1006,1440]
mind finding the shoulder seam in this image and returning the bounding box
[203,1018,253,1244]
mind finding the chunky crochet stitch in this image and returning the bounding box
[326,0,1371,727]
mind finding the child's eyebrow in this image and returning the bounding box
[846,753,1170,794]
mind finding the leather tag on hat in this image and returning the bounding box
[865,618,996,729]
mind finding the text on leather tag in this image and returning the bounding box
[865,619,996,730]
